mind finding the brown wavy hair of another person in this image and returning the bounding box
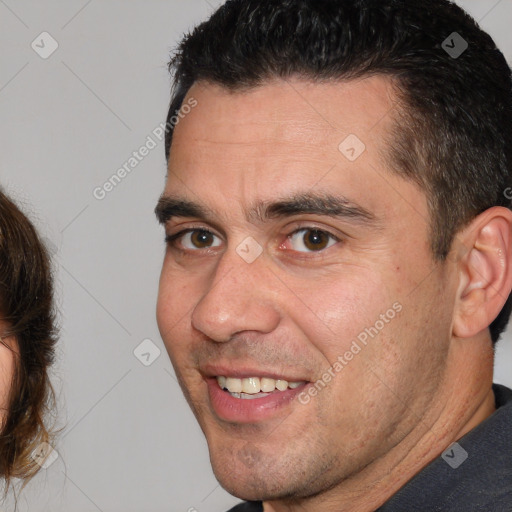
[0,187,57,491]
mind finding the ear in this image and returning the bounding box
[452,207,512,339]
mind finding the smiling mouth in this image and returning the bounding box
[216,376,306,399]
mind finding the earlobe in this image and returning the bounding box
[452,207,512,339]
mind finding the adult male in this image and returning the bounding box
[155,0,512,510]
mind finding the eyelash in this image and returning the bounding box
[165,226,341,255]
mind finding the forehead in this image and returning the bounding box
[172,76,398,150]
[165,76,424,225]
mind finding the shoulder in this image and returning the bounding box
[379,384,512,511]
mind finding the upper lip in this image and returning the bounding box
[200,362,310,382]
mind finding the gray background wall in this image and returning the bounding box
[0,1,511,511]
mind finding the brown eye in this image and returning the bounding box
[169,229,221,250]
[190,230,215,248]
[303,230,329,250]
[289,228,337,252]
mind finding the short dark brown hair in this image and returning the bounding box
[164,0,512,342]
[0,188,57,486]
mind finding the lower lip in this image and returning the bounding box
[206,378,307,423]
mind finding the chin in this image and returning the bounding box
[207,436,314,502]
[213,463,284,502]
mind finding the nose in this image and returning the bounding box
[191,250,280,342]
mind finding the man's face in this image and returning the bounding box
[156,77,457,501]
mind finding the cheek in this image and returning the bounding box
[156,263,203,360]
[0,346,15,424]
[289,269,394,361]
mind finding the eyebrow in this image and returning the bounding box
[155,192,376,226]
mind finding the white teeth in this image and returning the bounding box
[260,377,276,392]
[275,379,288,391]
[216,376,305,395]
[217,376,227,390]
[225,377,242,393]
[240,392,269,400]
[242,377,260,394]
